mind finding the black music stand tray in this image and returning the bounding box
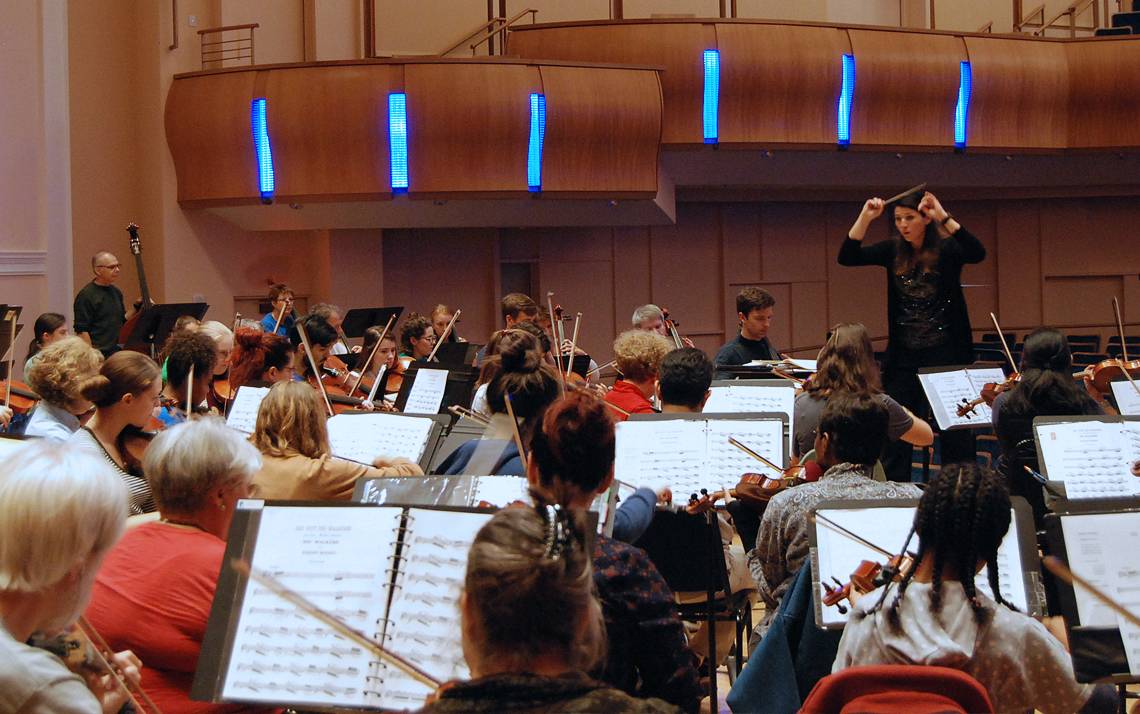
[340,306,404,339]
[123,302,209,357]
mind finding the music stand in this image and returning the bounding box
[432,342,482,368]
[123,303,209,357]
[340,307,403,339]
[394,362,478,415]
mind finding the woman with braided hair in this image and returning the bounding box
[833,463,1116,713]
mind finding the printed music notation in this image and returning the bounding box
[917,367,1006,431]
[403,368,448,415]
[326,412,435,466]
[614,418,785,496]
[704,384,795,455]
[221,506,402,707]
[225,386,270,434]
[1036,420,1140,500]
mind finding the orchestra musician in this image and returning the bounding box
[287,314,338,382]
[0,441,143,713]
[24,311,69,373]
[250,381,422,500]
[749,395,921,636]
[259,283,295,336]
[86,417,265,713]
[517,392,702,713]
[431,303,465,343]
[399,313,437,362]
[23,336,103,441]
[713,288,781,380]
[348,323,399,398]
[196,320,234,411]
[70,350,162,515]
[474,293,539,367]
[839,190,985,481]
[834,462,1118,714]
[422,500,683,713]
[309,303,350,355]
[155,331,218,427]
[74,251,137,357]
[228,327,296,389]
[605,330,673,420]
[632,304,694,348]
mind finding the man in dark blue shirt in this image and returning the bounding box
[713,286,781,379]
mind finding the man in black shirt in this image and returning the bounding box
[714,287,781,379]
[74,251,130,357]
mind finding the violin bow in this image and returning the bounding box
[271,299,289,335]
[726,436,784,475]
[1042,555,1140,629]
[186,365,194,416]
[546,293,565,386]
[503,393,529,470]
[811,512,898,561]
[349,314,396,397]
[76,616,162,713]
[230,559,441,688]
[222,313,242,419]
[447,404,491,425]
[770,367,805,386]
[989,312,1018,374]
[563,379,630,417]
[426,309,460,363]
[4,311,14,408]
[296,320,334,417]
[586,360,616,378]
[1111,298,1140,395]
[565,312,582,380]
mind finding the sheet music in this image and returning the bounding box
[1108,539,1140,675]
[469,475,530,507]
[706,419,785,482]
[378,509,491,710]
[326,412,434,466]
[918,367,1006,431]
[614,420,709,497]
[812,505,1029,628]
[704,384,794,455]
[1111,380,1140,416]
[403,369,448,414]
[225,386,270,434]
[1036,420,1140,500]
[1061,512,1140,628]
[222,506,402,707]
[787,358,818,371]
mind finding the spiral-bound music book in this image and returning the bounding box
[191,501,492,710]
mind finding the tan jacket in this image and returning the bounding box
[252,451,422,501]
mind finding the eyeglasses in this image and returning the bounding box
[95,263,121,270]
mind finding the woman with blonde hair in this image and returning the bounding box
[793,322,932,460]
[0,441,142,712]
[605,329,673,420]
[87,417,263,712]
[250,381,422,500]
[71,350,162,514]
[24,336,103,441]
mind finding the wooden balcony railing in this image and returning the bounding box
[198,23,259,69]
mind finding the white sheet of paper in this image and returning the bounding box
[1036,420,1140,500]
[1061,512,1140,628]
[704,384,794,455]
[918,367,1006,430]
[469,475,530,507]
[813,505,1030,628]
[326,412,435,466]
[225,386,271,434]
[1109,547,1140,676]
[786,358,818,371]
[377,509,491,709]
[221,506,402,707]
[707,419,786,481]
[403,368,448,415]
[1111,381,1140,416]
[615,420,707,497]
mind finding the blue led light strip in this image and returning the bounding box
[528,93,547,192]
[955,61,972,149]
[703,50,720,144]
[838,54,855,146]
[250,98,275,202]
[388,93,409,192]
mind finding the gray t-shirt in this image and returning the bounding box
[793,391,914,458]
[0,620,101,713]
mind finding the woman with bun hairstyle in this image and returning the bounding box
[438,329,561,476]
[23,311,68,372]
[24,337,103,441]
[228,327,295,389]
[69,350,162,514]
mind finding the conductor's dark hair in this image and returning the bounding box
[658,348,713,409]
[891,191,941,274]
[736,287,775,316]
[817,393,888,466]
[869,463,1013,629]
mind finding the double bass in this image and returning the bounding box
[118,224,155,353]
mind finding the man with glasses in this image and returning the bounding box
[74,251,135,357]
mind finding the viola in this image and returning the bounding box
[956,372,1021,418]
[820,554,916,613]
[686,460,821,513]
[1077,357,1140,396]
[1,378,40,414]
[387,355,413,395]
[32,617,158,712]
[206,371,234,413]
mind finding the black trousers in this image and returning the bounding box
[883,346,976,483]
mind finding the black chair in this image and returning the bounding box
[1071,352,1108,368]
[635,509,753,713]
[1067,334,1100,353]
[1111,11,1140,34]
[980,332,1016,345]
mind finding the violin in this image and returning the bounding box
[387,355,413,395]
[1076,357,1140,396]
[206,371,234,413]
[821,553,916,613]
[37,616,159,712]
[686,457,822,513]
[956,372,1021,418]
[1,378,40,414]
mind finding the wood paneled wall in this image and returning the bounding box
[379,197,1140,363]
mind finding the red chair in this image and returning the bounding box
[799,665,994,713]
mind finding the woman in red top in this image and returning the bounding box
[86,417,263,713]
[605,330,673,421]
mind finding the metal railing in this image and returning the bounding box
[198,23,259,69]
[437,8,536,57]
[1016,0,1101,35]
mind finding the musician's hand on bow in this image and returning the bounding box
[655,486,673,505]
[95,649,142,714]
[0,405,12,429]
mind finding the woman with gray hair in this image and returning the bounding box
[86,416,262,712]
[0,440,142,712]
[419,504,679,713]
